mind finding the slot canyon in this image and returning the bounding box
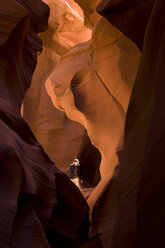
[0,0,165,247]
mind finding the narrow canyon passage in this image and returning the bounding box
[0,0,165,247]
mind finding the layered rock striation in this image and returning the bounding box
[105,0,165,247]
[0,0,89,247]
[46,14,140,220]
[23,0,92,171]
[3,0,164,247]
[89,0,165,247]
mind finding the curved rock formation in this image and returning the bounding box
[85,0,165,247]
[0,0,89,247]
[110,0,165,247]
[46,15,140,217]
[5,0,163,247]
[23,0,92,171]
[42,0,91,55]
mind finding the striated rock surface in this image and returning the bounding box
[23,0,92,171]
[0,0,89,247]
[46,15,141,221]
[110,0,165,247]
[80,0,165,247]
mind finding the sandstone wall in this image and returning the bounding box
[0,0,89,247]
[46,14,140,216]
[101,0,165,247]
[83,0,164,247]
[23,0,91,171]
[1,0,163,247]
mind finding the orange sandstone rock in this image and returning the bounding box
[46,17,141,214]
[23,0,91,171]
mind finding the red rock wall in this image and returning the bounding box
[89,0,165,247]
[0,0,89,247]
[46,0,165,247]
[5,0,164,247]
[23,0,91,172]
[46,6,140,222]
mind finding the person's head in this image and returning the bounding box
[73,158,79,166]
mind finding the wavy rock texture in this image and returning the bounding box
[45,0,164,247]
[46,14,140,225]
[110,0,165,247]
[0,0,89,247]
[23,0,92,172]
[87,0,165,247]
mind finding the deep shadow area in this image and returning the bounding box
[78,132,101,188]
